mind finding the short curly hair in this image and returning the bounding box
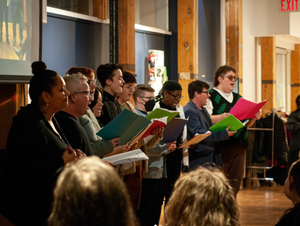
[165,166,240,226]
[213,65,236,87]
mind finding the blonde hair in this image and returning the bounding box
[48,156,138,226]
[165,166,239,226]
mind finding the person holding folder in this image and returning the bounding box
[153,80,188,204]
[206,65,261,196]
[184,80,236,169]
[134,84,176,226]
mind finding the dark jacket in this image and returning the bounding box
[0,104,67,226]
[261,113,289,163]
[55,111,93,156]
[97,90,122,127]
[287,109,300,152]
[184,100,229,168]
[275,204,300,226]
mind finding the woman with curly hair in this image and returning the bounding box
[165,166,240,226]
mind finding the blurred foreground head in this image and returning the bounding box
[165,166,240,226]
[48,156,138,226]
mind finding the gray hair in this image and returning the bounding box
[64,72,88,93]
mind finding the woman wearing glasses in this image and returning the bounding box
[206,65,261,197]
[0,61,79,226]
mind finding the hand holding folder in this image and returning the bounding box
[229,98,267,120]
[178,132,211,148]
[209,115,248,133]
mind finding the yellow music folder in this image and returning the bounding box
[178,132,211,149]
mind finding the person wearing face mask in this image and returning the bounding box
[117,74,164,211]
[133,84,176,226]
[206,65,261,196]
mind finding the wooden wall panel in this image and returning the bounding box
[93,0,108,20]
[225,0,243,95]
[179,79,196,107]
[177,0,198,77]
[177,0,198,107]
[0,84,27,149]
[261,37,276,114]
[118,0,135,73]
[291,44,300,111]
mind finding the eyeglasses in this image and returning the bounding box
[223,75,238,81]
[87,79,97,85]
[167,91,183,101]
[124,85,136,91]
[74,91,90,95]
[201,91,209,95]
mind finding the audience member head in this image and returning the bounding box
[48,156,137,226]
[96,64,124,95]
[133,84,155,112]
[284,159,300,205]
[296,95,300,109]
[118,71,137,104]
[89,87,103,118]
[160,80,182,109]
[213,65,237,93]
[63,73,90,118]
[66,66,96,103]
[165,166,240,226]
[29,61,70,114]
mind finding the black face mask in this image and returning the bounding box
[145,99,156,112]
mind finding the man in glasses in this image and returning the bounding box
[55,72,93,156]
[68,66,122,159]
[184,80,236,170]
[206,65,261,196]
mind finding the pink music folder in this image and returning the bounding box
[229,99,268,120]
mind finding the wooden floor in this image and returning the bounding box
[159,183,292,226]
[237,183,292,226]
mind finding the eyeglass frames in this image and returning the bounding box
[74,91,90,95]
[167,91,183,100]
[87,79,97,85]
[222,75,238,81]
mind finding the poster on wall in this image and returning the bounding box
[148,50,167,96]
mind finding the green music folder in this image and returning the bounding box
[96,109,151,145]
[146,108,179,123]
[209,115,248,133]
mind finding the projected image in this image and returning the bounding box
[0,0,31,61]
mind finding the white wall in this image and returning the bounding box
[251,0,300,39]
[251,0,290,37]
[290,12,300,37]
[242,0,256,101]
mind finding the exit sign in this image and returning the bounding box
[280,0,300,12]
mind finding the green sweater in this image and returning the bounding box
[209,89,248,147]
